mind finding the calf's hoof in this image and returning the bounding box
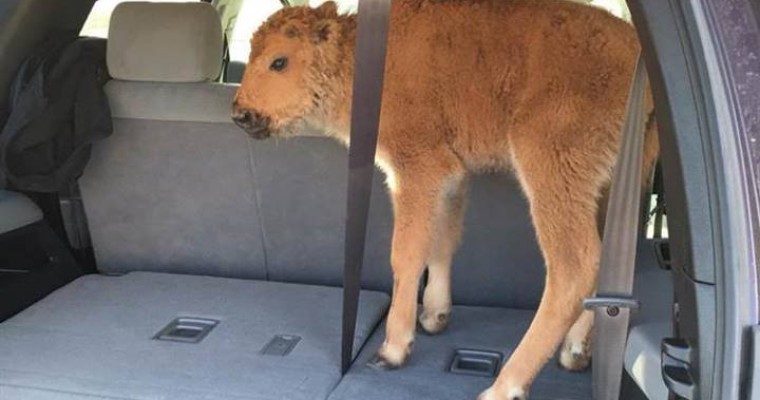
[477,386,528,400]
[558,339,592,371]
[368,340,412,370]
[419,309,450,335]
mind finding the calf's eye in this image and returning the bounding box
[270,57,288,72]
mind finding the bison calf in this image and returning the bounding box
[233,1,659,398]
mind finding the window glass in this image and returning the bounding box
[305,1,626,20]
[570,0,631,21]
[228,0,357,62]
[229,0,283,62]
[80,0,197,38]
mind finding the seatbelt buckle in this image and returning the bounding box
[583,296,640,317]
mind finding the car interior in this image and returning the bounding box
[1,0,756,399]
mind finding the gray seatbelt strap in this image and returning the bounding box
[59,181,92,250]
[583,53,649,400]
[341,0,392,375]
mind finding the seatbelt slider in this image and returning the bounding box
[583,296,640,317]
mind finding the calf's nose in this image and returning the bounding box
[231,109,253,129]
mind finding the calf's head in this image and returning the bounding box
[232,2,345,139]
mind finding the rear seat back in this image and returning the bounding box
[253,139,546,309]
[81,1,547,309]
[80,2,268,278]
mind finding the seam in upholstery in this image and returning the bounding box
[0,383,135,400]
[246,137,271,281]
[0,369,271,400]
[0,381,268,400]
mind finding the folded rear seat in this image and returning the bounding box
[0,3,388,399]
[0,272,387,400]
[328,239,670,400]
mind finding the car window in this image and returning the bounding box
[571,0,631,21]
[308,1,625,20]
[229,0,284,62]
[230,0,358,63]
[80,0,200,38]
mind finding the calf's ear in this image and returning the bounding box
[312,19,338,43]
[316,1,338,17]
[284,23,302,38]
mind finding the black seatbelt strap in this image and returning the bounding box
[341,0,392,375]
[583,53,649,399]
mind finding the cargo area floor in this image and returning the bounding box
[0,272,389,400]
[329,305,591,400]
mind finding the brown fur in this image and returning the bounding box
[233,1,659,398]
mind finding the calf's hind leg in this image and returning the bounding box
[559,309,594,371]
[371,158,465,369]
[419,178,468,335]
[479,145,603,400]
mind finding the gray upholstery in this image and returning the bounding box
[79,114,269,279]
[0,272,389,400]
[0,190,42,234]
[250,137,546,308]
[329,306,592,400]
[328,240,667,400]
[87,24,268,278]
[107,2,223,82]
[91,77,546,307]
[451,174,545,308]
[105,80,326,129]
[105,81,239,123]
[247,137,393,290]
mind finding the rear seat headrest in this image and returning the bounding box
[107,2,223,83]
